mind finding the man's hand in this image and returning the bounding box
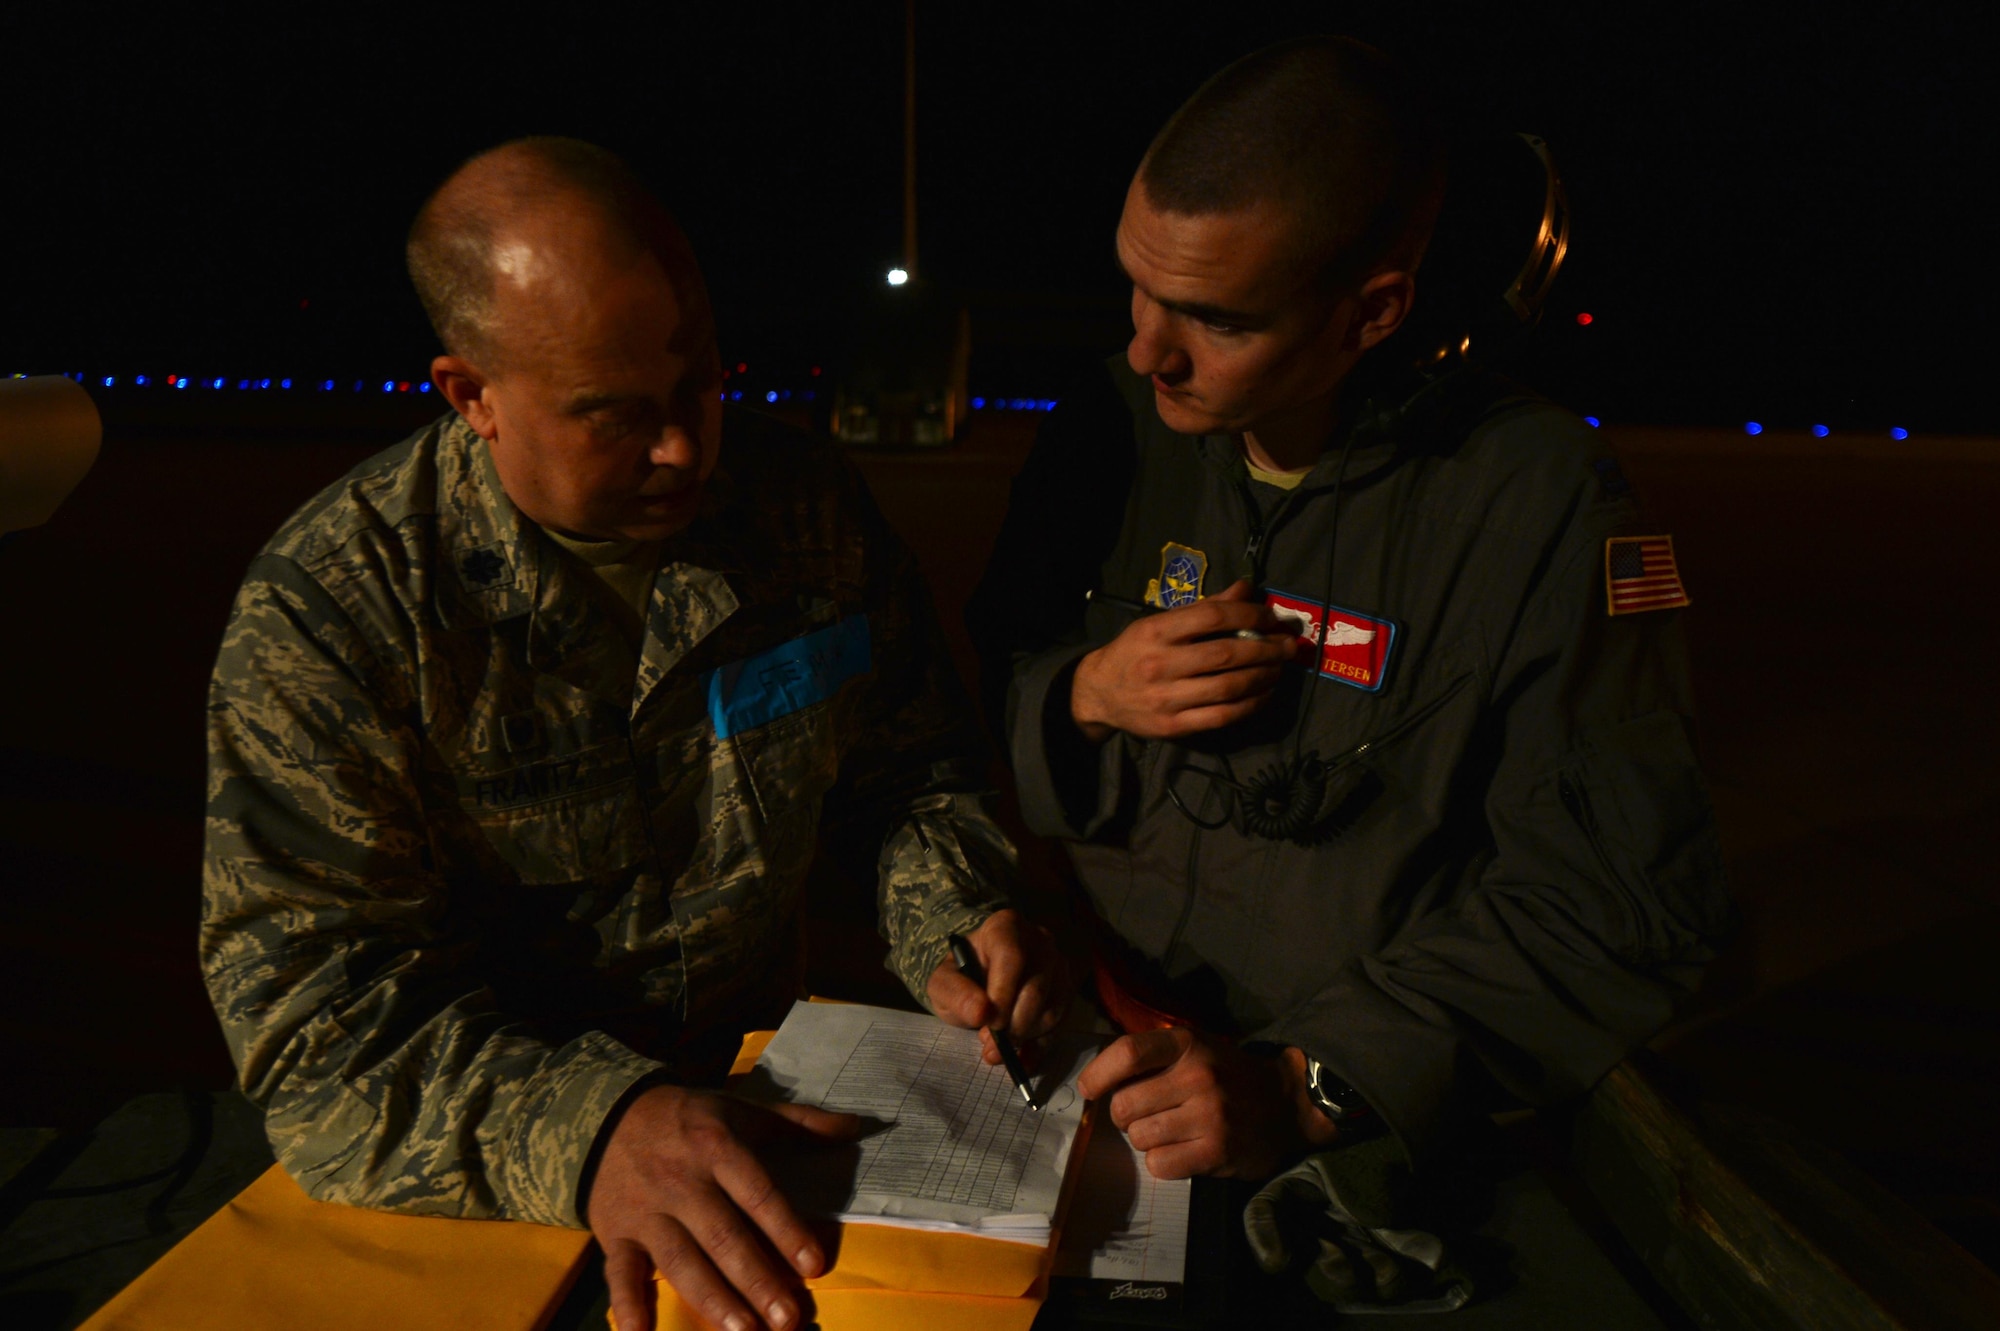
[587,1084,859,1331]
[1071,580,1302,742]
[927,908,1072,1066]
[1077,1028,1337,1179]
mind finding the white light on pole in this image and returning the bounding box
[886,267,909,287]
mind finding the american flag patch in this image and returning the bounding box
[1604,536,1690,616]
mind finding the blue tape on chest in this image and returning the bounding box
[706,614,872,739]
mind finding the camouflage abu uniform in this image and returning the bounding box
[201,408,1015,1228]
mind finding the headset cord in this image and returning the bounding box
[1232,422,1364,840]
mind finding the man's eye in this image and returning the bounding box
[591,406,651,435]
[1201,318,1245,335]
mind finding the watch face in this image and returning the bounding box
[1308,1060,1360,1118]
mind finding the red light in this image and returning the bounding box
[810,366,822,377]
[1575,312,1594,326]
[299,298,310,310]
[397,381,410,393]
[736,362,748,374]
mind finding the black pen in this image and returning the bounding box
[1087,586,1277,641]
[1085,588,1160,617]
[946,932,1039,1110]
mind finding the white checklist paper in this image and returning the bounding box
[739,1001,1093,1244]
[1053,1119,1191,1284]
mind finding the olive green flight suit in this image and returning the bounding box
[971,360,1735,1168]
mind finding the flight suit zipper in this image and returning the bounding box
[1237,476,1301,585]
[1160,472,1294,972]
[1160,466,1337,972]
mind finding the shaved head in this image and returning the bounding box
[1139,37,1445,290]
[416,137,724,543]
[407,136,703,368]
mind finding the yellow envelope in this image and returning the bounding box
[641,1027,1058,1331]
[79,1163,591,1331]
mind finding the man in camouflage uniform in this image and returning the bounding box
[200,138,1063,1331]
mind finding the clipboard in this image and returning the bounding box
[1042,1175,1237,1328]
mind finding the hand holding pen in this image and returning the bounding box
[1072,578,1303,742]
[925,910,1072,1105]
[948,932,1039,1109]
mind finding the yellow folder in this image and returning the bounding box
[642,1028,1052,1330]
[75,1163,591,1331]
[74,1025,1058,1331]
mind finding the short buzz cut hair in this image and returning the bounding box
[1138,37,1447,291]
[406,135,683,364]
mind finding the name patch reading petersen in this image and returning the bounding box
[1262,590,1399,693]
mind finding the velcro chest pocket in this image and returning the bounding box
[704,612,870,835]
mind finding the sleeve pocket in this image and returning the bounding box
[1574,710,1736,961]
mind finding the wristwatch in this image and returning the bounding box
[1303,1058,1372,1124]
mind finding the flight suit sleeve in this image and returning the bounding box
[965,365,1141,840]
[199,555,663,1227]
[816,464,1021,1007]
[1267,515,1738,1166]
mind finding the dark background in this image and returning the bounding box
[4,5,2000,1320]
[4,0,1995,431]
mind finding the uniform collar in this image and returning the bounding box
[434,416,542,633]
[432,414,748,704]
[1196,417,1402,493]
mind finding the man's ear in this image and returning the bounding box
[432,356,497,439]
[1352,270,1419,353]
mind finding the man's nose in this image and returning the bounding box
[649,426,702,471]
[1127,304,1190,382]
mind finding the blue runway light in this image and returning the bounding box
[972,397,985,409]
[212,377,225,389]
[237,380,250,390]
[281,378,292,389]
[383,381,395,393]
[177,378,188,390]
[102,376,114,387]
[766,390,778,403]
[804,391,815,402]
[135,375,148,386]
[1744,422,1763,436]
[731,390,743,401]
[1584,416,1601,428]
[323,380,335,391]
[419,382,431,393]
[1890,427,1909,440]
[1812,424,1829,438]
[353,381,364,392]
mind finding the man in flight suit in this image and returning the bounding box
[201,138,1063,1331]
[971,37,1734,1197]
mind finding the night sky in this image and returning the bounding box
[4,2,1994,431]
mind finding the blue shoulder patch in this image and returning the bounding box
[707,615,872,739]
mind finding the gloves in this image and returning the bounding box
[1242,1137,1474,1313]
